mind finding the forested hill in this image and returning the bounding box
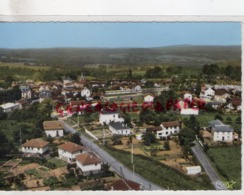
[0,45,241,67]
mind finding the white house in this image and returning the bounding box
[149,121,180,139]
[144,95,154,103]
[109,122,131,135]
[208,120,233,142]
[99,109,124,125]
[0,102,20,113]
[180,108,199,115]
[184,93,192,102]
[76,153,102,176]
[43,121,64,138]
[200,88,215,99]
[134,85,142,93]
[58,142,84,163]
[81,87,91,98]
[186,166,201,175]
[19,85,32,100]
[21,138,49,155]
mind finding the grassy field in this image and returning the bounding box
[206,145,241,190]
[103,146,214,190]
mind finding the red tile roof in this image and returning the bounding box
[162,121,179,128]
[106,179,141,191]
[22,138,49,148]
[43,121,64,130]
[76,153,101,165]
[58,142,84,153]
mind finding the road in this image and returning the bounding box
[60,120,164,191]
[191,141,227,190]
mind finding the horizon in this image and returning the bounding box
[0,44,241,50]
[0,22,241,49]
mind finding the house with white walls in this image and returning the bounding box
[76,153,102,176]
[21,138,49,155]
[208,120,233,142]
[99,109,124,125]
[109,122,131,135]
[144,94,154,103]
[81,87,91,98]
[58,142,84,163]
[43,120,64,138]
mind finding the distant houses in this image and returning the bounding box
[0,102,20,113]
[144,94,154,103]
[43,121,64,138]
[21,138,49,155]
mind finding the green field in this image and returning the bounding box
[103,146,213,190]
[207,145,241,189]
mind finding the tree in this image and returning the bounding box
[70,132,81,145]
[142,131,157,146]
[127,68,133,79]
[215,114,223,121]
[226,117,232,124]
[111,135,122,145]
[235,116,241,124]
[163,140,170,150]
[184,115,200,135]
[178,127,196,146]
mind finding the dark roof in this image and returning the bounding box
[100,109,119,115]
[208,120,233,132]
[208,119,223,126]
[213,125,233,132]
[106,179,141,191]
[230,98,241,106]
[109,122,130,130]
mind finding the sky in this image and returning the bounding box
[0,22,241,49]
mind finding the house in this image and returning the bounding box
[225,98,241,111]
[105,179,141,191]
[0,102,20,113]
[214,89,230,103]
[81,87,91,98]
[58,142,84,163]
[19,85,32,100]
[208,120,233,142]
[109,122,131,135]
[184,93,193,102]
[134,85,142,93]
[21,138,49,155]
[43,121,64,138]
[149,121,180,139]
[99,109,124,125]
[200,88,215,99]
[144,94,154,103]
[180,108,199,115]
[76,153,102,176]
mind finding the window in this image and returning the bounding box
[158,133,162,136]
[166,132,168,135]
[113,115,115,118]
[174,131,177,133]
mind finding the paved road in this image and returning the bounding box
[191,141,227,190]
[60,120,164,191]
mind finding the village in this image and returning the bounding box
[0,68,242,190]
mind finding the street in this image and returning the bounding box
[191,141,227,190]
[60,120,164,191]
